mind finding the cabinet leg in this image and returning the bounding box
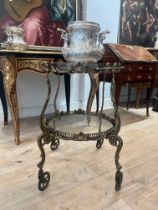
[64,74,70,112]
[146,87,153,117]
[3,57,20,144]
[136,86,141,109]
[115,83,122,108]
[0,74,8,125]
[87,70,99,113]
[127,84,131,110]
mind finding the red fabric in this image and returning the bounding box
[0,6,66,46]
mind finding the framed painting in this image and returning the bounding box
[118,0,158,47]
[0,0,85,48]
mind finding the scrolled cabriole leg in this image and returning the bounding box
[38,169,50,191]
[107,133,123,191]
[37,133,51,191]
[96,136,104,149]
[50,134,60,151]
[37,131,60,191]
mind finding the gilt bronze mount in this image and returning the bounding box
[37,62,124,192]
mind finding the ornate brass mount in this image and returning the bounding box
[37,62,124,191]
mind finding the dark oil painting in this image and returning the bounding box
[119,0,158,47]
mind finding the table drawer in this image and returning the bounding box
[123,65,154,74]
[118,73,154,82]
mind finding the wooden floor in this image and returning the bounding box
[0,107,158,210]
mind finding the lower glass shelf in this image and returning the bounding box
[49,113,113,133]
[47,110,114,140]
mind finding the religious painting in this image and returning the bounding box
[118,0,158,47]
[0,0,84,47]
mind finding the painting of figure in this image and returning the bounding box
[0,0,82,47]
[119,0,158,47]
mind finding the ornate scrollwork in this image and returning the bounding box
[105,128,117,138]
[74,109,86,114]
[70,62,89,73]
[108,134,118,146]
[36,60,124,191]
[39,132,55,146]
[18,59,52,73]
[96,62,124,74]
[50,136,60,151]
[38,169,50,191]
[106,132,123,184]
[74,132,88,141]
[2,56,17,93]
[1,56,21,144]
[96,137,104,149]
[50,62,124,74]
[51,62,97,73]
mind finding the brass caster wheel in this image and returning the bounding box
[96,138,104,149]
[115,171,123,191]
[50,137,60,151]
[38,170,50,191]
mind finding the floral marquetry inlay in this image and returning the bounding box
[2,56,17,93]
[17,59,54,73]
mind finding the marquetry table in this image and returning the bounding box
[0,48,71,145]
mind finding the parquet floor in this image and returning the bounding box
[0,107,158,210]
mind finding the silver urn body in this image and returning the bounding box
[58,21,109,63]
[4,26,27,50]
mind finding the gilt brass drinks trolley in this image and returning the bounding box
[37,61,124,192]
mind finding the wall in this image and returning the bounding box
[83,0,122,110]
[0,0,122,122]
[86,0,137,104]
[87,0,121,43]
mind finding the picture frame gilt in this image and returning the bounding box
[0,0,86,48]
